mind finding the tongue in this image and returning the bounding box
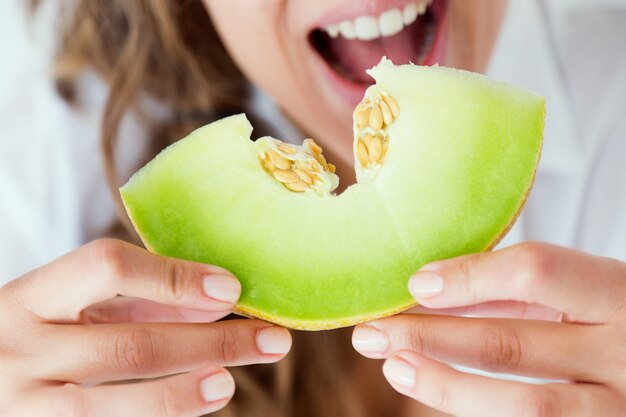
[326,23,427,84]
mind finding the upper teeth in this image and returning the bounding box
[323,1,431,41]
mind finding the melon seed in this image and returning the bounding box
[262,155,275,172]
[314,153,329,170]
[310,161,322,172]
[366,136,383,162]
[382,139,390,155]
[303,138,323,155]
[357,140,369,167]
[369,105,384,130]
[354,105,371,129]
[382,94,399,118]
[293,168,314,185]
[379,100,393,126]
[278,144,296,154]
[285,180,309,192]
[272,169,300,184]
[268,150,291,170]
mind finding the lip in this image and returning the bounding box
[309,0,449,107]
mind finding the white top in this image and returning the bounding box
[1,0,626,286]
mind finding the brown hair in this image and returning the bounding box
[34,1,401,416]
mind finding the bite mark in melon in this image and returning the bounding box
[120,58,545,330]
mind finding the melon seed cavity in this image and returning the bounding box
[353,90,398,173]
[257,137,339,195]
[257,89,399,194]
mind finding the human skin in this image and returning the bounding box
[204,1,626,415]
[353,242,626,416]
[204,0,507,180]
[0,239,292,416]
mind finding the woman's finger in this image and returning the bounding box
[407,300,563,321]
[81,297,232,324]
[7,239,241,322]
[410,242,626,323]
[353,314,602,382]
[381,350,624,417]
[36,319,291,383]
[21,367,235,417]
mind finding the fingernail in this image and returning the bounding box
[409,271,444,298]
[203,275,241,304]
[383,357,416,389]
[352,325,389,354]
[200,371,235,402]
[256,326,292,355]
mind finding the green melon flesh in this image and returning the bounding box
[120,59,544,330]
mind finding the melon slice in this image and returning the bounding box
[120,58,544,330]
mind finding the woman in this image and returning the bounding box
[1,0,625,416]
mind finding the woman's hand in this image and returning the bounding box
[0,239,291,417]
[352,242,626,417]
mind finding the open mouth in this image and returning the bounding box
[309,0,448,102]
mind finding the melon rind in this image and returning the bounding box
[120,60,544,330]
